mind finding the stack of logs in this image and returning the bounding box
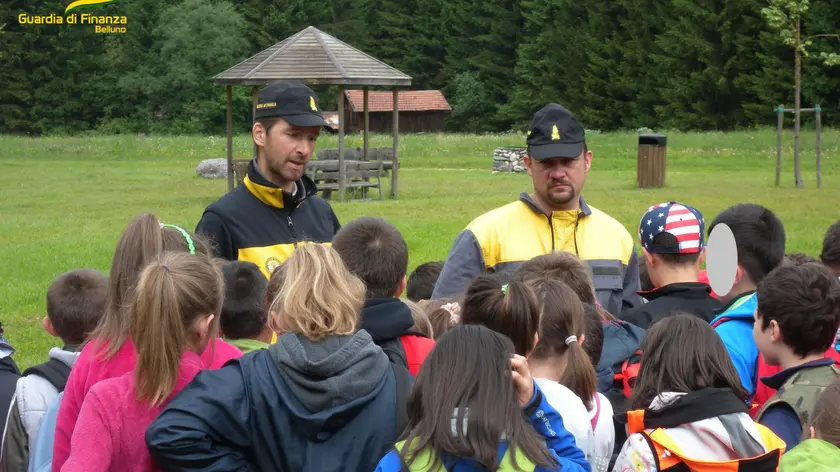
[492,147,527,173]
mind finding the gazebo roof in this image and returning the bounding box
[213,26,412,87]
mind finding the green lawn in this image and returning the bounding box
[1,128,838,368]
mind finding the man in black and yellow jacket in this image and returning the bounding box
[431,104,642,316]
[196,81,340,278]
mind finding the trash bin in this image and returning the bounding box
[637,134,667,188]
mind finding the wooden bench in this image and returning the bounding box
[306,160,385,200]
[231,158,386,200]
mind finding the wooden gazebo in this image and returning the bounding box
[213,26,412,200]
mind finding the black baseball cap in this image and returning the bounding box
[526,103,586,159]
[254,81,330,129]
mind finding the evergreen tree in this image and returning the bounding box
[504,0,590,131]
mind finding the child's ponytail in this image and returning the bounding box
[559,333,597,410]
[131,251,223,407]
[529,279,597,410]
[461,275,541,356]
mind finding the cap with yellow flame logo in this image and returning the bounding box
[526,103,586,160]
[254,80,330,129]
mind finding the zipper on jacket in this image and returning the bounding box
[287,215,298,241]
[547,215,555,252]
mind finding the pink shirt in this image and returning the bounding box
[60,352,204,472]
[52,337,242,472]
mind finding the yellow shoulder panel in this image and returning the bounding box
[467,201,553,269]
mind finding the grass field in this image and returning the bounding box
[1,128,838,368]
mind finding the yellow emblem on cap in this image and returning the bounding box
[309,96,317,112]
[551,124,561,141]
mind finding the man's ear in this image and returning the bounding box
[394,275,407,298]
[252,122,267,148]
[583,149,593,173]
[524,155,533,177]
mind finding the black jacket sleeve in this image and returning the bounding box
[195,211,234,260]
[621,248,644,312]
[146,365,253,472]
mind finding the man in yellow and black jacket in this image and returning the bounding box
[431,104,642,316]
[196,81,340,278]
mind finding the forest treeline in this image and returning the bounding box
[1,0,838,135]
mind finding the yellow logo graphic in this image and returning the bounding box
[551,124,561,141]
[256,102,276,110]
[309,96,317,112]
[265,257,282,276]
[65,0,116,14]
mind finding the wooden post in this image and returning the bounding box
[794,19,803,188]
[816,104,822,189]
[226,85,234,192]
[776,104,783,187]
[391,88,399,199]
[338,85,346,201]
[363,87,370,162]
[251,86,259,160]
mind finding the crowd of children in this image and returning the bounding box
[0,201,839,472]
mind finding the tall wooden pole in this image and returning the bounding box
[816,104,822,189]
[251,86,259,160]
[226,85,233,192]
[364,86,370,162]
[776,104,783,187]
[338,85,346,201]
[794,20,803,188]
[391,88,399,199]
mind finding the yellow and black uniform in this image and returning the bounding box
[431,193,641,316]
[195,159,340,278]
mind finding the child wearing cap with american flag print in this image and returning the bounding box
[619,201,722,331]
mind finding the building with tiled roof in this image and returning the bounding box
[340,90,451,133]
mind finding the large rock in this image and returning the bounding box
[196,158,228,179]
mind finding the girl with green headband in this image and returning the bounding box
[52,213,243,471]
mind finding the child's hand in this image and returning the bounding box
[511,354,535,408]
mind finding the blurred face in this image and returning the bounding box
[525,149,592,211]
[253,118,320,190]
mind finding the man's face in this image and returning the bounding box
[253,118,321,186]
[525,149,592,210]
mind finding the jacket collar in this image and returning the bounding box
[760,358,836,390]
[620,388,748,430]
[715,290,756,316]
[244,158,318,209]
[359,298,415,343]
[636,282,714,301]
[518,192,592,217]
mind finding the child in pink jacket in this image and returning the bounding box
[61,251,227,472]
[52,215,241,472]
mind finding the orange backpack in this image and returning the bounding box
[626,408,785,471]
